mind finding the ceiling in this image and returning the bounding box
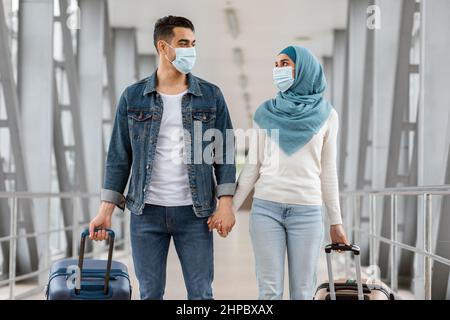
[108,0,348,130]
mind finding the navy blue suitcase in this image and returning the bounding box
[46,229,132,300]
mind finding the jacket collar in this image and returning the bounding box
[143,70,202,97]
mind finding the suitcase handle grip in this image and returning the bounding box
[81,228,115,239]
[325,243,360,255]
[77,228,115,296]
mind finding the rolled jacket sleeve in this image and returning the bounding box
[213,86,236,198]
[101,89,132,210]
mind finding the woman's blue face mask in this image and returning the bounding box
[273,66,294,92]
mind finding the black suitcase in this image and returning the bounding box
[46,228,132,300]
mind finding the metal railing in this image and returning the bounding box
[2,186,449,300]
[340,185,450,300]
[0,191,130,300]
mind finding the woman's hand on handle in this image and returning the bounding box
[330,224,350,252]
[89,201,115,241]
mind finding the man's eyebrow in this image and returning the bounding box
[177,38,190,43]
[279,59,290,63]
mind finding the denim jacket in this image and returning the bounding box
[101,71,236,217]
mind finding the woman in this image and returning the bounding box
[232,45,349,300]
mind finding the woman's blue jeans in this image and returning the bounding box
[250,197,324,300]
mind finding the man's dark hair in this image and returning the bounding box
[153,16,195,52]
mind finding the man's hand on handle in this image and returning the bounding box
[89,201,115,241]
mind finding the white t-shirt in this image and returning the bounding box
[145,90,193,206]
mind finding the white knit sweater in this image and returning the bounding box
[233,109,343,225]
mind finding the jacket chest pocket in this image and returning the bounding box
[191,110,217,165]
[127,109,152,141]
[192,110,216,129]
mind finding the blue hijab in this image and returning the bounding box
[254,45,332,156]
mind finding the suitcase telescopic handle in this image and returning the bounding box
[77,228,115,296]
[324,243,364,300]
[325,243,360,255]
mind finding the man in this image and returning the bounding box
[89,16,236,300]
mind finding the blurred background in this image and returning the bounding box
[0,0,450,300]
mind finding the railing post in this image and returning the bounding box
[45,194,52,287]
[344,195,350,278]
[424,193,432,300]
[390,194,398,293]
[353,194,361,247]
[8,196,18,300]
[369,194,376,267]
[72,195,80,259]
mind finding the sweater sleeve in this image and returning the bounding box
[320,110,343,225]
[232,122,264,211]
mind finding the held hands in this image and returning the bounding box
[207,196,236,238]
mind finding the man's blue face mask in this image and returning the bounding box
[273,66,294,92]
[165,42,196,74]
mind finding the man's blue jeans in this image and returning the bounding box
[130,204,214,300]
